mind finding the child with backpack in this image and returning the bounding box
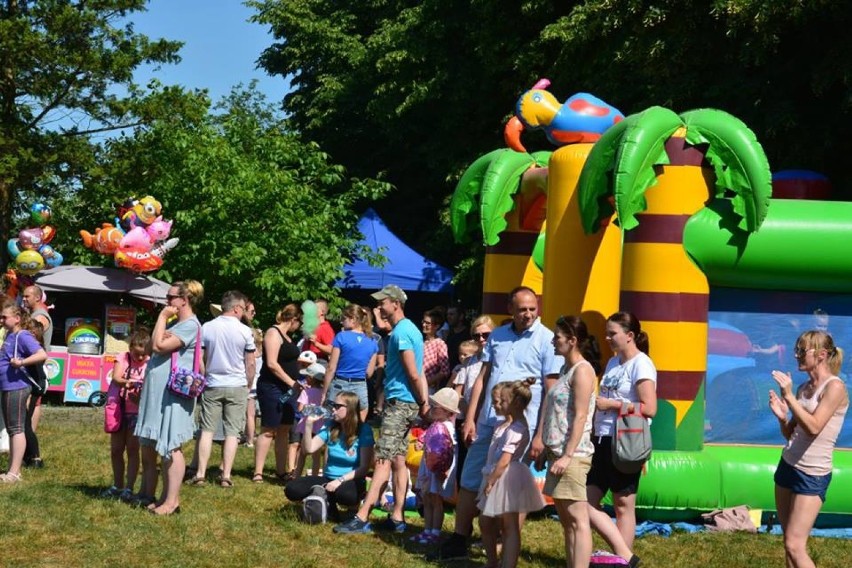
[101,328,150,500]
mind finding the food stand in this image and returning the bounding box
[34,266,168,403]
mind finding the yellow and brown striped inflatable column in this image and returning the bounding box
[619,134,714,451]
[541,143,622,350]
[482,204,544,324]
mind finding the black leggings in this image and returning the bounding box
[284,475,366,508]
[24,395,40,460]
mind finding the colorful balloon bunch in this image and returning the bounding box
[6,203,63,277]
[79,195,179,273]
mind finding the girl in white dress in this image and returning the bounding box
[477,378,545,568]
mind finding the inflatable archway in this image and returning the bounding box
[451,81,852,523]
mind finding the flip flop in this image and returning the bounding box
[220,477,234,488]
[252,473,264,483]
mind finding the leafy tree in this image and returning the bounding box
[0,0,182,271]
[68,85,392,320]
[250,0,851,308]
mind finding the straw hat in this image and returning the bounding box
[209,303,223,317]
[429,387,460,414]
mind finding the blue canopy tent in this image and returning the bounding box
[338,208,454,293]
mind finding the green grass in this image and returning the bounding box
[2,406,852,567]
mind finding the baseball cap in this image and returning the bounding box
[370,284,408,303]
[299,362,326,378]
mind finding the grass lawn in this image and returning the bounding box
[2,405,851,567]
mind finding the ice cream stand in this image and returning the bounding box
[33,266,168,403]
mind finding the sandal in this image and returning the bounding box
[220,477,234,488]
[251,473,264,484]
[276,471,296,483]
[0,472,22,483]
[187,476,207,486]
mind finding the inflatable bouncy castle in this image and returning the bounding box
[451,80,852,524]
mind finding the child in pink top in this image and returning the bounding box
[102,328,150,501]
[294,363,326,477]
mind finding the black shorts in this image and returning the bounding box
[256,379,296,428]
[587,436,642,495]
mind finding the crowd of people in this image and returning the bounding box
[1,280,848,568]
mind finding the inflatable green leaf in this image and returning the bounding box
[680,109,771,232]
[612,106,683,231]
[480,149,537,246]
[577,117,631,234]
[449,149,504,243]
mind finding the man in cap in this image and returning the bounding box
[334,284,428,534]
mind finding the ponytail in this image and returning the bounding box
[608,311,650,354]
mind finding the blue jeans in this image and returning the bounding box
[326,378,369,414]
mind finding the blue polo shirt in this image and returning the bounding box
[479,318,564,429]
[384,318,423,403]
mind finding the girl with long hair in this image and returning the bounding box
[284,391,375,519]
[322,304,378,422]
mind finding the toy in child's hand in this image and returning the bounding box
[423,421,454,475]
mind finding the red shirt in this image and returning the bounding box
[302,320,335,358]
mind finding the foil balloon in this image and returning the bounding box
[17,227,44,250]
[80,223,124,255]
[30,203,52,227]
[15,249,45,276]
[38,244,63,268]
[423,421,454,475]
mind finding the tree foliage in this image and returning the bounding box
[0,0,182,270]
[66,85,391,319]
[251,0,852,304]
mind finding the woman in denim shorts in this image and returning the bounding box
[770,330,848,568]
[322,304,379,422]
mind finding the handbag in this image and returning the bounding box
[104,381,124,433]
[14,332,48,397]
[166,324,206,398]
[612,401,652,474]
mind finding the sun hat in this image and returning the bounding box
[429,387,460,414]
[298,350,318,365]
[370,284,408,303]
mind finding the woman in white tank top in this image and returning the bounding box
[769,330,848,568]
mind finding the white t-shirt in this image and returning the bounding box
[593,351,656,437]
[453,357,483,406]
[202,315,256,388]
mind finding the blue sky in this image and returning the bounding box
[126,0,290,104]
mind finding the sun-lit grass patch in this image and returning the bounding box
[2,405,851,567]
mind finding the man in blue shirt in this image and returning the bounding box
[335,284,428,535]
[429,285,563,560]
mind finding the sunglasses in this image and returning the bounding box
[166,294,183,301]
[331,403,347,410]
[794,347,815,358]
[472,332,491,340]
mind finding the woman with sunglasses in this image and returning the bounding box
[284,391,375,519]
[451,315,495,489]
[134,280,204,514]
[0,302,47,483]
[770,330,848,568]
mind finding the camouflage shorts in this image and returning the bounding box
[375,399,419,461]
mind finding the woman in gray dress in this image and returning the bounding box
[135,279,204,515]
